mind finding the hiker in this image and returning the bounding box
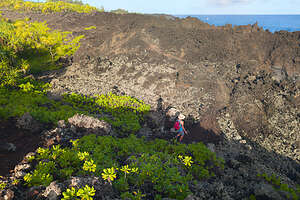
[174,114,188,142]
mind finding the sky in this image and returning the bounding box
[82,0,300,15]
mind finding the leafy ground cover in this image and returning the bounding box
[24,134,224,199]
[0,0,101,13]
[0,16,83,123]
[0,15,150,135]
[0,87,150,134]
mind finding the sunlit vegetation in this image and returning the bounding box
[0,17,83,78]
[0,181,7,191]
[63,92,150,133]
[0,17,85,123]
[0,87,150,135]
[23,135,224,199]
[46,0,84,5]
[62,185,96,200]
[0,0,103,13]
[84,25,96,30]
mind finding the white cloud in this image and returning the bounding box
[212,0,251,6]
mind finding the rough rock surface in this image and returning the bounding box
[68,114,112,135]
[16,113,42,133]
[43,181,65,200]
[41,115,113,148]
[0,10,299,200]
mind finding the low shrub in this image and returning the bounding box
[0,0,101,13]
[62,185,96,200]
[0,17,83,88]
[24,134,224,199]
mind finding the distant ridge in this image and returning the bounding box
[175,15,300,32]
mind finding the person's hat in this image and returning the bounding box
[178,114,185,120]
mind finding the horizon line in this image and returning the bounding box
[147,13,300,16]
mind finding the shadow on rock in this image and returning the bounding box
[0,96,299,200]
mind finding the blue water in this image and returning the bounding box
[175,15,300,33]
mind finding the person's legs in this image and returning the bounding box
[175,129,182,138]
[178,131,184,142]
[179,135,184,142]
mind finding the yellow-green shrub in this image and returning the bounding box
[63,92,151,134]
[24,134,224,199]
[0,17,83,88]
[0,0,101,13]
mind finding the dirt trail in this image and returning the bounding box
[183,123,222,144]
[0,121,41,176]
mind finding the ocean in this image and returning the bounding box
[175,15,300,33]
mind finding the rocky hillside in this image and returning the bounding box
[3,10,298,156]
[0,9,299,200]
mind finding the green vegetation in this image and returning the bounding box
[0,181,7,191]
[249,194,256,200]
[0,0,102,13]
[257,173,300,200]
[0,88,150,134]
[0,17,83,123]
[63,92,150,133]
[0,87,77,123]
[0,17,83,78]
[111,8,129,14]
[46,0,84,5]
[0,16,150,135]
[23,135,224,199]
[84,26,96,30]
[62,185,96,200]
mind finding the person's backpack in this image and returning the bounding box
[174,120,181,130]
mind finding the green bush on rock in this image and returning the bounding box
[63,92,150,134]
[0,17,83,90]
[0,17,149,135]
[23,134,224,199]
[0,17,84,76]
[0,87,150,135]
[0,0,101,13]
[62,185,96,200]
[0,88,80,123]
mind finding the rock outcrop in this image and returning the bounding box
[68,114,112,135]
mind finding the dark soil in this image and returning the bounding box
[0,120,41,176]
[183,122,222,144]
